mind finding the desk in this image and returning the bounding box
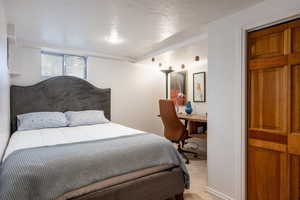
[177,114,207,139]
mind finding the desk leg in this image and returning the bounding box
[184,120,188,129]
[188,121,194,136]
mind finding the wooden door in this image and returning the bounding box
[247,19,300,200]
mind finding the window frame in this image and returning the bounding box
[41,51,88,79]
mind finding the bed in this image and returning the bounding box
[0,76,188,200]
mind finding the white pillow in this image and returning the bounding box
[17,112,68,131]
[65,110,109,127]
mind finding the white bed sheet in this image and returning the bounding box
[3,122,144,160]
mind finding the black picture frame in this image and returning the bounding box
[193,72,206,102]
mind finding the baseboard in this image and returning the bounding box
[206,187,235,200]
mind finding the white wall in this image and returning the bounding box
[88,57,165,134]
[10,45,41,86]
[207,0,300,199]
[0,0,10,160]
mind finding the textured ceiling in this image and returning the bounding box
[139,39,208,70]
[4,0,262,60]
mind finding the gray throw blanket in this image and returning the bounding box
[0,133,189,200]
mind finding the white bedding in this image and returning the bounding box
[3,122,144,160]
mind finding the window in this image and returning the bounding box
[41,52,87,79]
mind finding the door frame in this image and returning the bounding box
[239,14,300,200]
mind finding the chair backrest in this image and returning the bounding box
[159,99,186,141]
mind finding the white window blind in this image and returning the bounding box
[65,55,86,79]
[41,52,87,79]
[41,53,63,77]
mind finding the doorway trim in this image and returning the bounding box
[238,14,300,200]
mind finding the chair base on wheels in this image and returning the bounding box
[177,142,198,164]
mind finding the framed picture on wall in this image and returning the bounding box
[170,71,187,106]
[193,72,206,102]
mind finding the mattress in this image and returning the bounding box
[2,123,187,200]
[4,122,144,160]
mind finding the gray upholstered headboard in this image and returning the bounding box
[10,76,111,134]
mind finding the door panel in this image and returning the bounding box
[248,18,300,200]
[249,66,288,135]
[291,65,300,134]
[290,20,300,53]
[248,24,286,59]
[288,21,300,157]
[248,147,281,200]
[292,28,300,53]
[288,63,300,156]
[290,155,300,199]
[250,32,284,58]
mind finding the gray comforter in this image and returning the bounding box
[0,133,189,200]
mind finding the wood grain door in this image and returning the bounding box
[247,19,300,200]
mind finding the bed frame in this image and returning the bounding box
[10,76,185,200]
[10,76,111,134]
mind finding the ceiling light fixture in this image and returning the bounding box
[105,29,124,44]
